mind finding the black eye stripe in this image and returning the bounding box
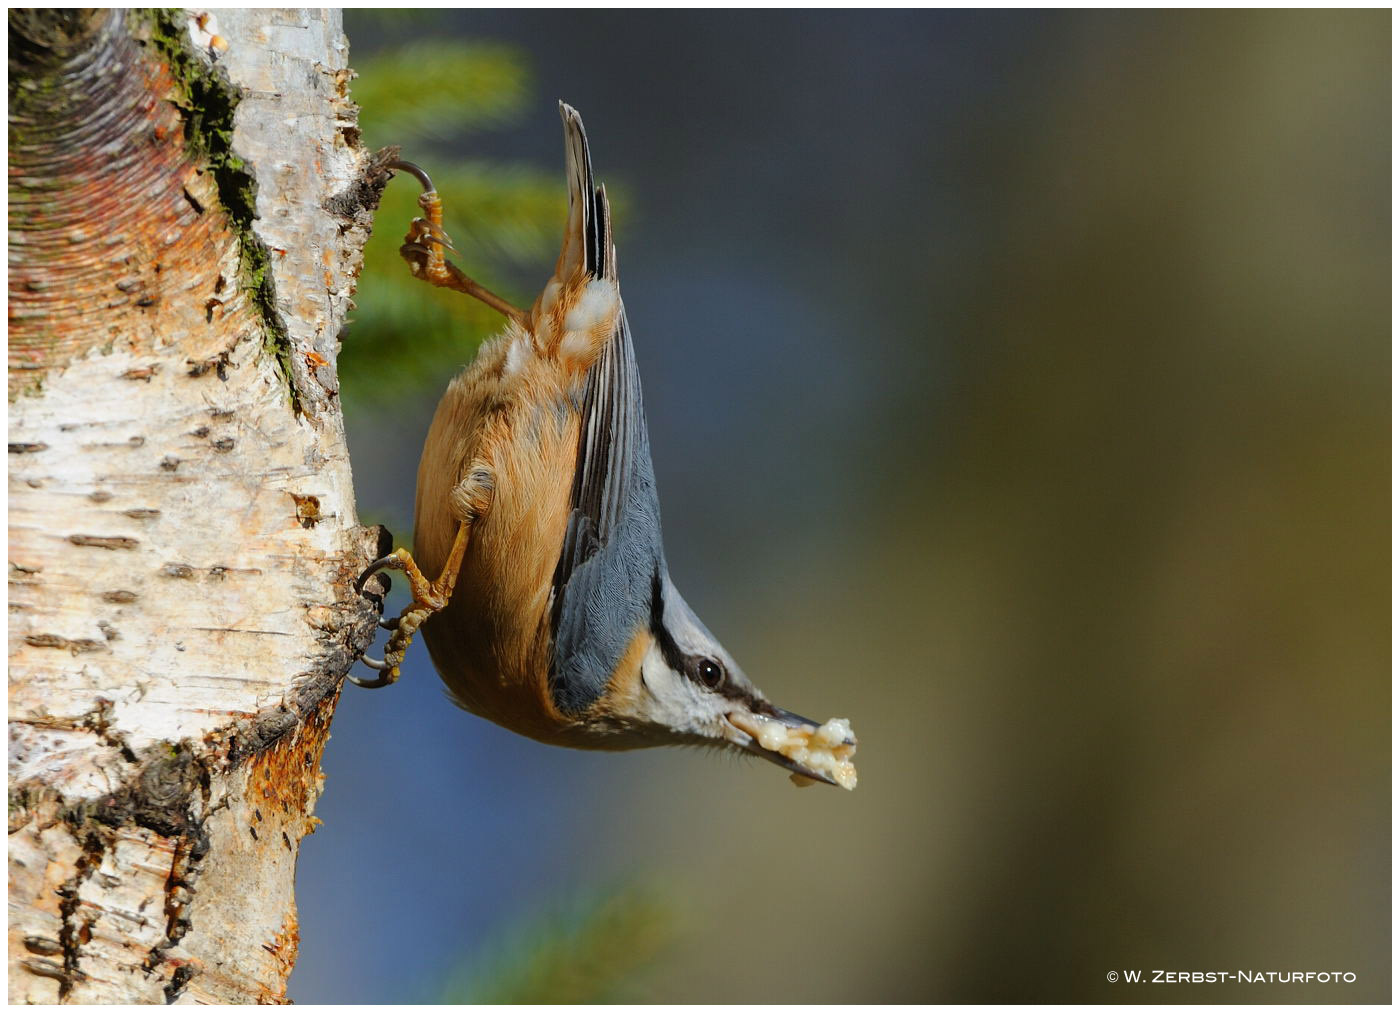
[649,569,687,671]
[651,569,732,694]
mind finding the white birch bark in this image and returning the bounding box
[9,9,388,1002]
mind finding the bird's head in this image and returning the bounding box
[585,571,857,789]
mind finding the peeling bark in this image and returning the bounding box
[9,9,388,1002]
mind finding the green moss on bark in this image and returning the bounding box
[133,9,301,413]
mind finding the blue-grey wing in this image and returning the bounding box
[547,105,663,714]
[548,311,662,714]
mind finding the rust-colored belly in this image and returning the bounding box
[411,335,582,742]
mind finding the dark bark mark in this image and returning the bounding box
[68,534,139,550]
[54,831,103,998]
[324,144,399,227]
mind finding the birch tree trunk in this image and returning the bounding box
[9,9,388,1002]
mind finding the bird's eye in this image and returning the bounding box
[695,658,725,689]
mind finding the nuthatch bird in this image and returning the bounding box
[355,104,856,789]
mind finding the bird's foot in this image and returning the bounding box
[350,548,447,688]
[350,505,479,688]
[388,160,527,323]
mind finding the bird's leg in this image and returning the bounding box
[389,160,529,325]
[352,464,494,688]
[351,525,470,688]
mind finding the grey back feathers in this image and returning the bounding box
[548,105,664,714]
[549,314,662,714]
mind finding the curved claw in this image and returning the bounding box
[347,663,394,689]
[355,555,400,593]
[423,222,457,252]
[403,219,457,254]
[353,556,401,686]
[387,159,435,193]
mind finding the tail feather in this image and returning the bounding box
[559,102,615,281]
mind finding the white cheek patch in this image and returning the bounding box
[637,642,711,736]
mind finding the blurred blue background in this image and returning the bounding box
[291,10,1389,1003]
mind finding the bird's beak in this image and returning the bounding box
[723,705,859,789]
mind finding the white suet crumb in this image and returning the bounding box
[730,712,858,790]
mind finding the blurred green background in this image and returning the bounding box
[293,10,1389,1003]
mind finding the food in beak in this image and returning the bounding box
[727,711,858,790]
